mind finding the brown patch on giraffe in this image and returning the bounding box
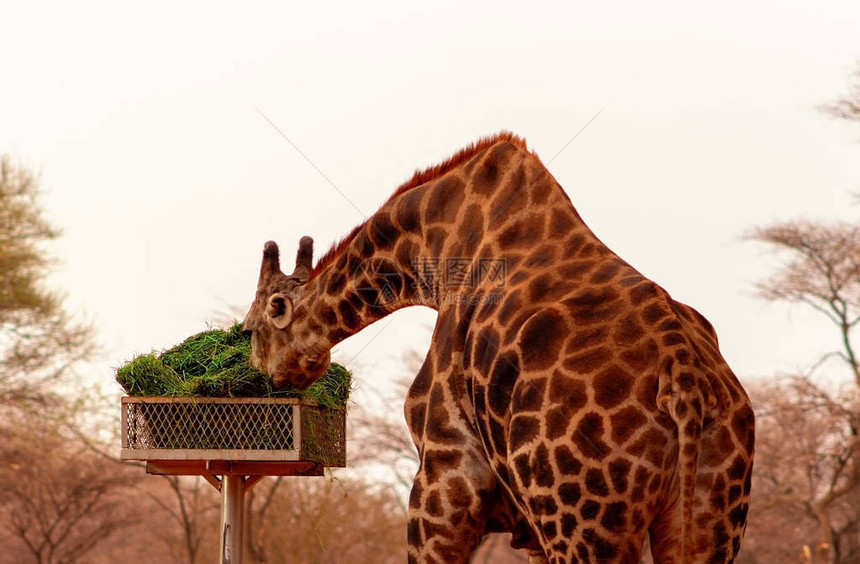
[393,188,425,233]
[589,261,623,284]
[550,207,576,235]
[325,271,347,295]
[471,325,500,376]
[626,428,670,467]
[488,162,528,220]
[563,346,613,374]
[524,245,558,270]
[510,413,541,453]
[512,377,546,412]
[487,354,520,416]
[425,225,447,258]
[619,338,659,372]
[592,364,635,409]
[565,326,610,353]
[457,203,485,253]
[732,403,756,456]
[395,238,419,273]
[630,467,650,503]
[425,175,466,226]
[529,493,559,517]
[609,406,648,445]
[471,140,522,195]
[572,412,610,460]
[546,405,572,441]
[426,385,466,444]
[548,372,588,410]
[424,449,465,483]
[475,300,501,326]
[600,501,628,532]
[533,442,556,488]
[318,303,338,326]
[542,520,558,540]
[498,213,545,249]
[700,425,737,466]
[558,481,582,506]
[519,309,566,372]
[529,272,567,303]
[554,445,584,476]
[337,301,361,330]
[608,458,633,494]
[628,281,660,306]
[508,271,530,287]
[583,528,620,561]
[368,211,399,250]
[614,312,646,345]
[495,289,523,327]
[559,259,596,280]
[662,332,687,347]
[727,484,743,506]
[584,468,610,496]
[513,452,534,488]
[580,500,600,520]
[634,373,660,412]
[488,417,509,458]
[425,489,443,517]
[528,170,556,206]
[566,287,623,325]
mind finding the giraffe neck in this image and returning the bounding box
[289,137,604,352]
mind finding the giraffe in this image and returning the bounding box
[242,132,755,563]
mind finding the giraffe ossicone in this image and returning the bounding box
[243,132,755,563]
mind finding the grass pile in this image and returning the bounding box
[115,323,351,409]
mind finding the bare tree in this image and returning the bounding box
[0,407,140,564]
[821,61,860,123]
[741,378,860,563]
[245,477,285,564]
[347,375,419,509]
[747,221,860,563]
[147,476,218,564]
[751,222,860,388]
[0,156,93,406]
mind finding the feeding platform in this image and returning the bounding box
[116,324,351,564]
[121,396,346,478]
[119,396,347,564]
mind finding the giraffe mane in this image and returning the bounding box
[309,131,529,279]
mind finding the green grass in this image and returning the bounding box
[115,323,351,408]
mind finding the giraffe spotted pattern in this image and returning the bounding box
[242,133,755,563]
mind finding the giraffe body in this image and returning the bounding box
[243,133,755,563]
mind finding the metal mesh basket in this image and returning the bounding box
[121,397,345,467]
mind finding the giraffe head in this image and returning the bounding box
[242,236,331,390]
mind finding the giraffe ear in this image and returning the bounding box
[266,293,293,329]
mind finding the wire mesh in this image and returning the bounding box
[125,399,295,450]
[300,404,347,467]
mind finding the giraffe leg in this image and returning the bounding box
[407,444,496,564]
[404,356,498,564]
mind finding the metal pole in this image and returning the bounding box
[220,474,245,564]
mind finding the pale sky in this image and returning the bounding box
[1,0,860,398]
